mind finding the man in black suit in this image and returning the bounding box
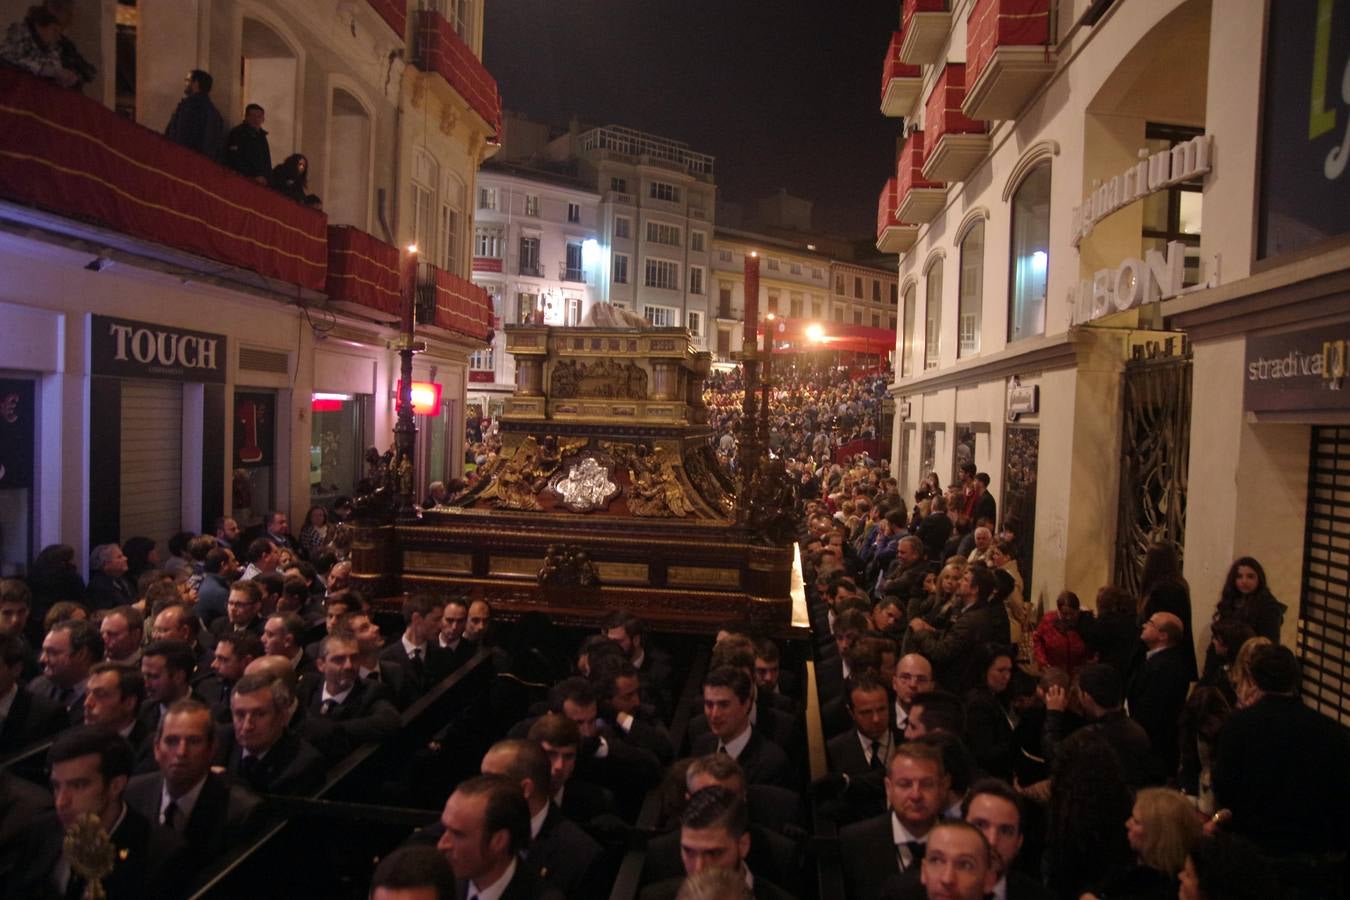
[210,580,266,642]
[261,612,318,683]
[480,738,605,898]
[196,631,262,723]
[437,596,477,673]
[892,653,935,735]
[1127,611,1190,779]
[688,639,798,751]
[149,603,213,681]
[380,593,451,697]
[124,699,261,870]
[603,611,673,718]
[908,566,1009,693]
[691,666,793,790]
[28,618,103,723]
[1043,664,1153,789]
[839,741,950,900]
[639,786,794,900]
[591,656,674,764]
[138,640,199,735]
[370,846,456,900]
[214,671,326,795]
[298,632,400,762]
[823,673,897,823]
[83,663,154,771]
[0,632,65,753]
[345,608,415,710]
[83,542,133,610]
[526,713,617,826]
[435,773,566,900]
[1211,645,1350,896]
[13,726,191,899]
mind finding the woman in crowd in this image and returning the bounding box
[963,643,1019,780]
[1204,557,1285,682]
[1081,787,1201,900]
[1137,542,1197,680]
[121,536,160,585]
[25,543,84,621]
[903,561,963,652]
[269,153,321,207]
[0,5,79,87]
[1227,635,1272,708]
[1178,834,1279,900]
[1081,586,1141,678]
[1034,590,1094,676]
[1176,686,1231,814]
[298,505,333,559]
[1199,621,1254,706]
[989,540,1031,662]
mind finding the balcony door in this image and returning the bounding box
[326,88,372,229]
[241,17,300,159]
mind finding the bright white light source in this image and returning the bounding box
[581,238,600,269]
[1030,250,1047,272]
[312,392,352,402]
[806,323,826,342]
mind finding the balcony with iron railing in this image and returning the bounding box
[559,262,585,282]
[876,177,919,255]
[412,8,503,135]
[518,262,544,278]
[900,0,951,64]
[920,64,990,183]
[895,131,946,225]
[0,66,328,293]
[415,260,493,341]
[964,0,1055,121]
[880,30,923,118]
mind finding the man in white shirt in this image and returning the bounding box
[435,774,564,900]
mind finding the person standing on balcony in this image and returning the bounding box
[0,5,80,87]
[165,68,224,161]
[43,0,95,89]
[269,153,322,208]
[225,103,271,183]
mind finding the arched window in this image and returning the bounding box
[901,283,916,378]
[326,87,371,229]
[924,258,943,370]
[1008,164,1051,341]
[958,221,984,357]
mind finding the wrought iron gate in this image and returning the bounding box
[1113,356,1192,597]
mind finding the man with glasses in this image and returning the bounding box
[892,653,934,734]
[211,581,265,642]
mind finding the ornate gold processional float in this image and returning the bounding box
[349,255,802,635]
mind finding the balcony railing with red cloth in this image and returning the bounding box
[902,0,948,33]
[877,177,900,241]
[419,263,493,341]
[325,225,401,315]
[925,64,986,146]
[413,9,502,135]
[880,30,922,103]
[0,67,327,290]
[896,130,941,197]
[366,0,406,39]
[966,0,1052,89]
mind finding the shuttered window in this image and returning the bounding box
[119,381,182,555]
[1300,425,1350,726]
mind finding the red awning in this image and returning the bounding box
[768,317,896,356]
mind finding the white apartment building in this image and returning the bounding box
[878,0,1350,720]
[540,125,717,347]
[468,162,602,413]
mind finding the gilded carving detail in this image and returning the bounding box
[550,358,648,400]
[549,456,619,513]
[605,442,694,518]
[472,435,589,511]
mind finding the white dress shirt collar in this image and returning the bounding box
[161,774,208,822]
[720,722,753,759]
[467,857,517,900]
[529,803,549,839]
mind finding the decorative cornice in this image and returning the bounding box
[889,329,1080,396]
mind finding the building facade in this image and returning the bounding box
[0,0,498,575]
[468,162,602,414]
[878,0,1350,721]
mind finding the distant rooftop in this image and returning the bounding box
[479,158,597,193]
[576,125,715,178]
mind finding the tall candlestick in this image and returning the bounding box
[402,245,419,334]
[742,252,759,351]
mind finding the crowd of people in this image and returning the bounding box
[802,458,1348,900]
[0,4,321,209]
[704,362,888,478]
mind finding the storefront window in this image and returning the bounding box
[233,391,275,531]
[0,378,36,575]
[311,394,369,505]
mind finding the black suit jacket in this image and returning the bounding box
[690,728,794,790]
[15,807,191,900]
[214,726,327,796]
[0,685,66,753]
[637,645,674,717]
[825,728,895,823]
[688,703,797,752]
[557,778,616,825]
[362,660,416,710]
[297,677,400,761]
[528,804,605,899]
[380,639,451,696]
[124,771,262,869]
[193,674,235,723]
[0,772,52,896]
[642,824,800,888]
[454,861,566,900]
[839,813,908,900]
[909,598,1010,693]
[1126,645,1191,779]
[438,637,478,674]
[963,687,1017,781]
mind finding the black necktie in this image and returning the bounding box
[717,744,729,755]
[903,840,926,869]
[411,647,425,680]
[321,699,337,717]
[870,740,884,770]
[366,670,379,682]
[164,800,180,830]
[239,754,258,780]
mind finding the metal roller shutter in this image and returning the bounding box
[1300,425,1350,726]
[119,380,182,556]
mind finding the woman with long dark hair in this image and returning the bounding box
[1137,542,1197,680]
[1213,556,1285,642]
[268,153,321,207]
[963,643,1019,780]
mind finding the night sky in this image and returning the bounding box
[484,0,900,238]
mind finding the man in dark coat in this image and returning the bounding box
[0,632,65,753]
[1127,612,1191,779]
[124,700,262,871]
[690,666,793,790]
[224,103,271,181]
[213,671,326,796]
[908,566,1009,693]
[435,774,566,900]
[13,726,191,899]
[298,633,400,762]
[164,68,224,161]
[83,542,133,610]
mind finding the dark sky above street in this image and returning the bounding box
[484,0,900,238]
